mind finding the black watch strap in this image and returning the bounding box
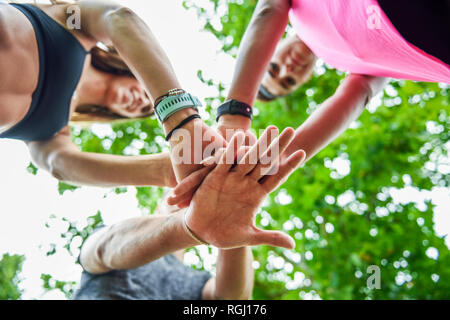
[216,100,253,122]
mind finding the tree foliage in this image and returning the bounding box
[1,0,448,300]
[43,0,450,300]
[182,0,450,300]
[0,253,24,300]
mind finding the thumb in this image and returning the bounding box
[251,228,295,250]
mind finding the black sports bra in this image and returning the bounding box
[378,0,450,65]
[0,3,88,141]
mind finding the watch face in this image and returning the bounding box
[217,100,252,121]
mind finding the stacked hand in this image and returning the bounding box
[169,126,306,250]
[167,114,256,207]
[167,117,227,181]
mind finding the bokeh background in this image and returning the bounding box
[0,0,449,300]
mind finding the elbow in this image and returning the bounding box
[95,239,111,269]
[105,5,139,25]
[47,149,73,183]
[109,6,136,18]
[255,0,290,18]
[94,226,127,271]
[27,142,71,182]
[348,74,388,100]
[94,231,117,271]
[49,166,66,182]
[103,5,143,39]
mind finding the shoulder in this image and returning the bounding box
[31,4,97,49]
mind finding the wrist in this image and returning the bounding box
[216,100,253,123]
[162,108,199,134]
[172,211,201,248]
[155,92,202,124]
[183,206,209,246]
[218,114,251,131]
[161,152,177,187]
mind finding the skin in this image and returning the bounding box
[0,1,221,188]
[215,0,388,167]
[184,128,305,249]
[170,0,389,208]
[261,35,316,97]
[1,3,297,301]
[74,61,153,119]
[80,198,253,300]
[80,131,306,300]
[0,3,151,133]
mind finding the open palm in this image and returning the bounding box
[183,127,306,249]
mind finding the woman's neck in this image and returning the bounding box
[74,66,110,107]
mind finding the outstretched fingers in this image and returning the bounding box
[214,131,246,174]
[260,149,306,193]
[235,126,279,176]
[245,130,257,147]
[167,143,252,207]
[248,127,295,181]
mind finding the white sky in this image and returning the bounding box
[0,0,448,300]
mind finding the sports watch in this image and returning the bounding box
[216,100,253,122]
[155,92,202,123]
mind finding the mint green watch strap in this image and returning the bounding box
[155,93,202,122]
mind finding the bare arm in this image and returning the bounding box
[27,126,176,187]
[79,212,198,274]
[219,0,388,163]
[228,0,291,105]
[72,0,181,99]
[81,211,254,300]
[202,247,254,300]
[284,74,389,162]
[218,0,291,132]
[81,128,306,301]
[26,2,221,187]
[74,1,226,182]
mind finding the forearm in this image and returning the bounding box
[211,247,254,300]
[285,74,387,161]
[227,0,290,105]
[103,8,223,181]
[105,9,206,181]
[163,109,205,181]
[80,212,198,274]
[104,7,181,99]
[49,150,175,187]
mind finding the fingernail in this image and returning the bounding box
[201,156,216,166]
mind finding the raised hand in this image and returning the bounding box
[172,127,306,250]
[166,116,227,182]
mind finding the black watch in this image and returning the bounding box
[216,100,253,122]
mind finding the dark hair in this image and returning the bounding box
[71,44,154,123]
[257,85,282,102]
[90,45,135,78]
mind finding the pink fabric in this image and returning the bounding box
[289,0,450,83]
